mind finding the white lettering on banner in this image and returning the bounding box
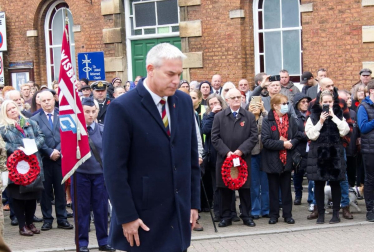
[61,50,77,86]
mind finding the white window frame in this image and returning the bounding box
[124,0,180,81]
[44,1,75,87]
[253,0,302,77]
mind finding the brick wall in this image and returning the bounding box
[301,0,374,90]
[0,0,116,86]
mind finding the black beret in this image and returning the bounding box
[81,97,95,107]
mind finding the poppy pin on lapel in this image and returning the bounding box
[240,121,245,127]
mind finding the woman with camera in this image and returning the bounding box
[305,90,350,224]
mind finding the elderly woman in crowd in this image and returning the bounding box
[261,94,300,225]
[305,90,350,224]
[248,100,269,219]
[201,93,235,222]
[0,100,45,236]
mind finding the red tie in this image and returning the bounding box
[160,99,170,136]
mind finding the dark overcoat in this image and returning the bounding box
[211,107,258,188]
[261,111,300,174]
[103,80,200,252]
[97,98,112,124]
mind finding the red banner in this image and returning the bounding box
[58,22,91,184]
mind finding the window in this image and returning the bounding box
[254,0,302,82]
[128,0,180,37]
[45,1,76,85]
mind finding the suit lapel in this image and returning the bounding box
[53,112,59,131]
[40,112,53,131]
[137,82,170,138]
[168,95,178,140]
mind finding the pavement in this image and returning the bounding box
[2,187,372,252]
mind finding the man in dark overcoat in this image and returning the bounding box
[92,81,112,124]
[103,43,200,252]
[211,88,258,227]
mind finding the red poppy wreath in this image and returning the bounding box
[221,154,248,190]
[7,150,40,186]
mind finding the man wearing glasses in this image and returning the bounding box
[238,79,251,104]
[211,88,258,228]
[211,74,223,95]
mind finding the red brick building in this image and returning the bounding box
[0,0,373,91]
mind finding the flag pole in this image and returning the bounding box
[63,10,80,252]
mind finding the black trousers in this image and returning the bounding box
[40,163,67,223]
[267,172,292,219]
[357,153,365,186]
[346,156,357,187]
[362,154,374,212]
[12,199,36,229]
[220,188,251,221]
[314,180,341,213]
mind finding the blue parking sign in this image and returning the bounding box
[77,52,105,81]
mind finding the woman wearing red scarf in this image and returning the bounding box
[0,100,45,236]
[261,94,301,225]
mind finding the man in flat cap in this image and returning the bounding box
[351,68,373,94]
[91,81,112,124]
[70,97,115,252]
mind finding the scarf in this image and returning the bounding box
[273,110,289,166]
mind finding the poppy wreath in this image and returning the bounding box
[7,150,40,186]
[221,154,248,190]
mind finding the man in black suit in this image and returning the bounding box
[211,74,223,94]
[91,81,112,124]
[31,90,73,231]
[211,88,258,228]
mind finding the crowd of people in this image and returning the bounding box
[0,43,373,251]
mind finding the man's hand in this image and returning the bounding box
[233,150,243,156]
[226,151,234,158]
[190,209,198,230]
[198,157,203,165]
[122,219,150,247]
[50,149,60,161]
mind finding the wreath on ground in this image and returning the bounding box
[221,154,248,190]
[7,150,40,186]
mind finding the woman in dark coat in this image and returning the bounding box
[305,90,350,224]
[0,100,45,236]
[261,94,300,225]
[292,93,312,205]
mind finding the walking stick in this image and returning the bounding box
[200,178,218,232]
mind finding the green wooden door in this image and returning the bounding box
[131,37,181,79]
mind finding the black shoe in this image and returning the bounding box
[41,222,52,231]
[57,220,73,229]
[11,217,19,226]
[67,212,73,218]
[79,246,89,252]
[243,218,256,227]
[316,215,325,224]
[99,244,116,251]
[232,216,240,222]
[262,214,269,218]
[218,219,232,227]
[253,215,260,220]
[268,218,278,224]
[294,198,302,205]
[284,217,295,224]
[367,211,374,222]
[213,216,220,222]
[33,215,43,222]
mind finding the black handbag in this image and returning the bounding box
[19,174,44,194]
[292,151,302,173]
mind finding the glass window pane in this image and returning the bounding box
[282,0,299,28]
[282,30,300,75]
[52,9,63,45]
[172,26,179,32]
[263,0,280,29]
[157,0,178,25]
[53,47,61,81]
[259,32,264,53]
[144,28,156,34]
[264,31,282,75]
[134,2,156,27]
[158,27,169,33]
[135,29,142,35]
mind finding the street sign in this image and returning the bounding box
[0,12,7,51]
[77,52,105,81]
[0,52,4,85]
